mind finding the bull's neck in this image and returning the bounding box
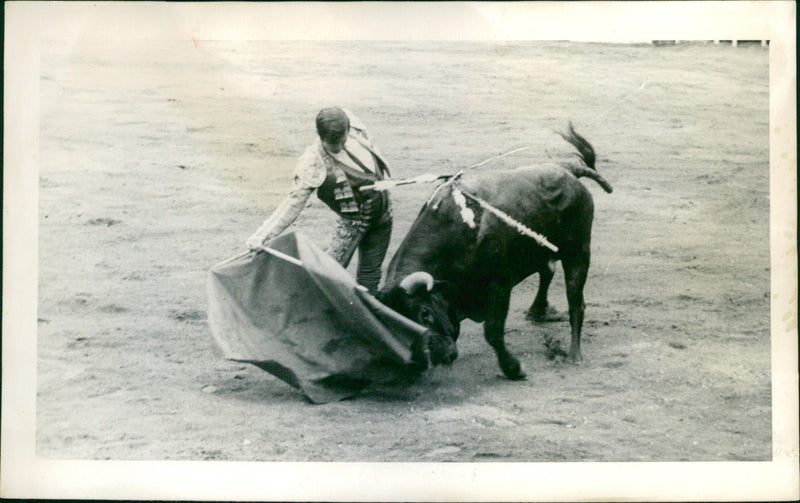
[385,221,449,288]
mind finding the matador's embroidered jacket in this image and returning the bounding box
[249,110,391,246]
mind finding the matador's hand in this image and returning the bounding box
[246,233,266,251]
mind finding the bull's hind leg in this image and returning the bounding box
[484,284,526,380]
[525,259,567,322]
[561,249,590,363]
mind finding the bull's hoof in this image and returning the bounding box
[499,356,527,380]
[566,351,584,365]
[526,305,567,323]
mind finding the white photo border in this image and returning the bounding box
[3,2,797,501]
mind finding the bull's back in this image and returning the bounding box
[459,165,593,228]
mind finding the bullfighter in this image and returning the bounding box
[247,107,393,293]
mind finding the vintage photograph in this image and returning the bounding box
[3,2,797,501]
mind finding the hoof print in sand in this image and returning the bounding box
[86,217,121,227]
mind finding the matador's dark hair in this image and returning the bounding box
[316,107,350,143]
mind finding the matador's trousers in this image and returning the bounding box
[325,209,392,295]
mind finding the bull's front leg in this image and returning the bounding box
[484,285,526,380]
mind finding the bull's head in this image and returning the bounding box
[378,271,460,367]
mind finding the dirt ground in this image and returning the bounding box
[36,41,772,462]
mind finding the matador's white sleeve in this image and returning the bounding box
[247,177,315,248]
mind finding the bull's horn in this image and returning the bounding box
[399,271,434,293]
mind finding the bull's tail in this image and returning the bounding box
[558,122,595,169]
[557,122,613,194]
[567,165,613,194]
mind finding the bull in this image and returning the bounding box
[376,124,612,380]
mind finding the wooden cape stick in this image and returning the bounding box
[257,246,304,267]
[257,245,369,291]
[222,247,305,267]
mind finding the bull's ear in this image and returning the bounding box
[399,271,434,295]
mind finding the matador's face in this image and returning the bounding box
[321,129,349,154]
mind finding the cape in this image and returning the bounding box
[207,232,430,403]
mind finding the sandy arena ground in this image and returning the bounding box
[36,40,773,462]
